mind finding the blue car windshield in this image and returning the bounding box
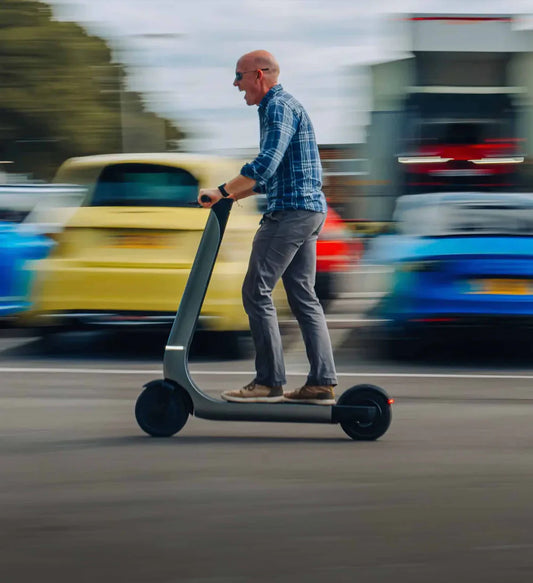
[91,163,199,207]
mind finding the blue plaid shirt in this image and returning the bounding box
[240,85,327,214]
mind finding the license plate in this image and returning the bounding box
[109,233,170,249]
[466,278,532,295]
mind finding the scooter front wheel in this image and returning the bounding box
[135,379,190,437]
[337,384,392,441]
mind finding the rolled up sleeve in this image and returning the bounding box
[252,181,267,194]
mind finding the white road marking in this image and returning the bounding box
[1,366,533,380]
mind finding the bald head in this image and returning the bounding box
[233,50,281,106]
[237,50,279,83]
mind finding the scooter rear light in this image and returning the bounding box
[388,399,395,405]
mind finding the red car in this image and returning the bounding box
[315,205,359,307]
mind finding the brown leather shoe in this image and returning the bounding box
[221,381,284,403]
[284,385,336,405]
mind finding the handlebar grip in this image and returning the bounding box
[200,194,211,203]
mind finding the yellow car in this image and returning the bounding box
[25,153,279,354]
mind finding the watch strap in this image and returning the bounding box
[218,183,230,198]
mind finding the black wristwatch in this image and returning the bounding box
[218,183,230,198]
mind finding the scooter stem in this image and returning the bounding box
[164,198,233,376]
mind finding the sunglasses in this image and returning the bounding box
[234,68,270,82]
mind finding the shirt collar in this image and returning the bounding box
[258,84,283,111]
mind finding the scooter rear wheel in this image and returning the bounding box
[135,379,189,437]
[337,384,392,441]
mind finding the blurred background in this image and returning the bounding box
[6,4,533,583]
[2,0,533,358]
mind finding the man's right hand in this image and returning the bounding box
[198,188,223,208]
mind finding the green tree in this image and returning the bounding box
[0,0,185,180]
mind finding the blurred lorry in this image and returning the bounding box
[363,13,533,223]
[397,89,524,195]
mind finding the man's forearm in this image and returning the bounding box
[224,174,256,200]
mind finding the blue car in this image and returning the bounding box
[366,191,533,345]
[0,222,54,321]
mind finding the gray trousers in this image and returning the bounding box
[242,209,337,388]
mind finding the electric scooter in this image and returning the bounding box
[134,197,393,440]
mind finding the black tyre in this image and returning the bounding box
[337,384,392,441]
[135,379,190,437]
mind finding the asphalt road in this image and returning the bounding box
[2,326,533,583]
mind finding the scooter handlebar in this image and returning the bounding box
[189,195,232,208]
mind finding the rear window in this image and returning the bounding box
[90,163,199,207]
[395,196,533,236]
[411,119,510,147]
[440,202,533,235]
